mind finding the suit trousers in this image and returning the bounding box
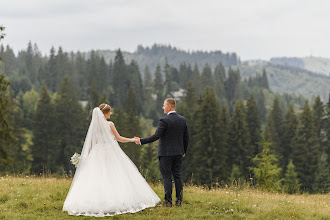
[159,155,183,204]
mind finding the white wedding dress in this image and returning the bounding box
[63,108,160,217]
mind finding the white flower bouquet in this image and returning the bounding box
[70,152,81,168]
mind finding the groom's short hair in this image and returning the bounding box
[165,98,176,108]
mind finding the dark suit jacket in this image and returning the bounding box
[140,112,189,156]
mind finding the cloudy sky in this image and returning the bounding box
[1,0,330,60]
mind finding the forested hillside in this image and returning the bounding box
[1,42,330,194]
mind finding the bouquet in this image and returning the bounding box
[70,152,81,168]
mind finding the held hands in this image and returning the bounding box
[134,137,141,145]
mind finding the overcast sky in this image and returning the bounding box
[1,0,330,60]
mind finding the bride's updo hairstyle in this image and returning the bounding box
[99,103,111,114]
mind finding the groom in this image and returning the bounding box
[135,98,189,207]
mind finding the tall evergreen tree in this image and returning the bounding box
[152,64,164,124]
[214,62,226,101]
[264,98,284,160]
[293,101,319,192]
[227,100,251,178]
[312,96,324,147]
[191,63,201,95]
[200,63,214,91]
[315,152,330,193]
[127,60,144,114]
[224,68,242,111]
[112,49,128,107]
[177,81,197,182]
[55,76,85,172]
[122,87,142,165]
[193,87,227,184]
[0,74,16,165]
[261,69,270,89]
[281,105,298,174]
[143,65,153,116]
[325,94,330,159]
[246,94,261,157]
[283,160,300,194]
[31,83,57,173]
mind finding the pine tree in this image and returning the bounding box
[264,98,284,164]
[250,141,282,191]
[120,88,142,165]
[315,152,330,193]
[281,105,298,174]
[227,100,251,178]
[153,64,164,122]
[86,79,101,115]
[312,96,324,148]
[246,94,261,157]
[214,62,226,101]
[4,95,33,173]
[225,68,242,111]
[283,160,300,194]
[200,63,214,91]
[143,66,153,116]
[31,83,58,173]
[293,101,319,192]
[112,49,128,107]
[261,69,270,89]
[127,60,144,114]
[177,81,197,182]
[325,94,330,159]
[44,47,57,92]
[0,74,16,165]
[193,87,227,184]
[22,88,39,130]
[191,63,201,95]
[55,76,85,173]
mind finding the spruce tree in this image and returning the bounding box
[214,62,226,101]
[281,105,298,174]
[293,101,319,192]
[127,60,144,114]
[264,98,284,164]
[4,95,33,173]
[143,65,153,116]
[246,94,261,157]
[178,81,197,182]
[325,94,330,159]
[31,83,58,173]
[250,141,282,191]
[121,88,142,165]
[193,87,227,184]
[315,152,330,193]
[200,63,214,91]
[227,100,251,178]
[153,64,164,123]
[312,96,324,149]
[55,76,85,173]
[224,68,242,111]
[112,49,128,107]
[283,160,300,194]
[191,63,201,95]
[0,74,16,165]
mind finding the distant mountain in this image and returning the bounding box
[270,57,330,77]
[239,63,330,102]
[87,44,240,74]
[85,44,329,101]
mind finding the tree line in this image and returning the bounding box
[1,43,329,194]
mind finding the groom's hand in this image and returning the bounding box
[134,137,141,145]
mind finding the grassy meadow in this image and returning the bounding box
[0,176,330,219]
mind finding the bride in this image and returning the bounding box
[63,103,160,217]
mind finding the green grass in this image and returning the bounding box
[1,176,330,219]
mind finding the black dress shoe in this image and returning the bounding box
[159,201,172,207]
[175,201,182,207]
